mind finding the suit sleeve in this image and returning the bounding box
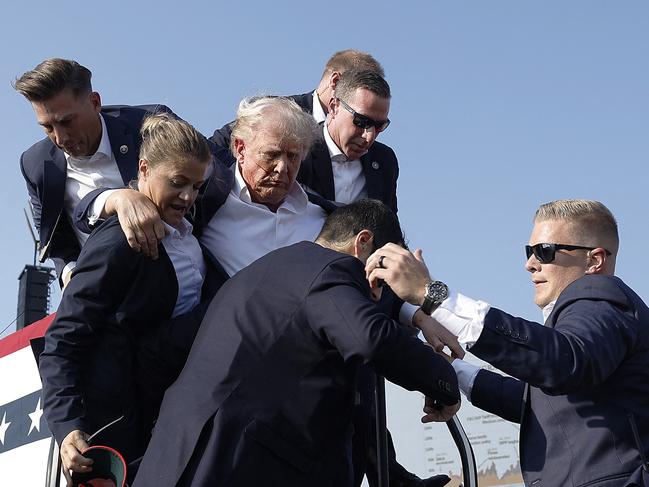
[39,222,142,443]
[20,152,42,232]
[209,121,237,167]
[21,152,80,281]
[470,369,525,423]
[304,257,459,405]
[470,298,637,395]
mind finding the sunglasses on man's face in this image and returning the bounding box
[525,243,611,264]
[337,98,390,132]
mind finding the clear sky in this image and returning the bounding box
[0,0,647,477]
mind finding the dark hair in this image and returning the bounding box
[13,58,92,102]
[317,199,405,251]
[335,69,391,102]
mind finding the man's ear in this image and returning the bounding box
[328,96,339,119]
[354,229,375,258]
[233,138,246,164]
[329,71,341,91]
[138,158,149,179]
[88,91,101,112]
[585,247,607,275]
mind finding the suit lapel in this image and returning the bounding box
[361,149,383,201]
[104,112,139,184]
[40,145,67,244]
[307,140,335,201]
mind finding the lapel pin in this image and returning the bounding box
[119,145,129,154]
[371,161,380,170]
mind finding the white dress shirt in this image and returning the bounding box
[445,294,555,401]
[161,218,206,317]
[199,164,418,324]
[323,124,368,205]
[311,90,327,124]
[62,114,123,282]
[200,165,327,277]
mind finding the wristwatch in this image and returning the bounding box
[421,280,449,315]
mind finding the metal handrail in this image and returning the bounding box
[447,415,478,487]
[44,436,61,487]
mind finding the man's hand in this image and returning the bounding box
[60,429,93,485]
[421,397,461,423]
[365,244,432,306]
[413,310,465,359]
[105,189,166,259]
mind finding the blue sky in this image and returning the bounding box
[1,0,647,479]
[2,1,646,333]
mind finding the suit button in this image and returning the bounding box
[521,335,528,341]
[503,330,511,336]
[511,332,519,339]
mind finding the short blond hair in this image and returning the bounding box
[535,199,619,254]
[321,49,384,80]
[139,113,211,170]
[229,96,319,156]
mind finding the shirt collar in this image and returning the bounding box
[311,90,327,124]
[233,162,308,212]
[163,217,193,239]
[542,300,557,324]
[64,113,113,163]
[323,123,349,163]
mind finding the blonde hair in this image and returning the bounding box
[229,96,319,156]
[139,113,211,169]
[535,199,619,254]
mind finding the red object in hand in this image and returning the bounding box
[79,480,117,487]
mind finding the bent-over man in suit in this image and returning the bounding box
[133,199,461,487]
[367,199,649,487]
[14,58,171,286]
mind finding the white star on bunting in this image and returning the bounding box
[28,398,44,435]
[0,411,11,445]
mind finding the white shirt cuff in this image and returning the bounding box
[431,291,491,348]
[88,189,119,226]
[61,261,77,286]
[451,358,481,402]
[399,302,419,327]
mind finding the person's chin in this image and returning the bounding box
[534,292,548,308]
[346,148,362,160]
[163,211,183,227]
[264,185,289,198]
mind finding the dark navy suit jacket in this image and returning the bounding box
[20,104,170,281]
[39,216,220,464]
[469,275,649,487]
[134,242,459,487]
[298,138,399,213]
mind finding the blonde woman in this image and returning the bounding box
[39,113,212,482]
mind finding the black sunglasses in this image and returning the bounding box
[525,243,611,264]
[337,98,390,132]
